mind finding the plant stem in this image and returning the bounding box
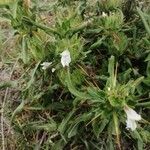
[113,112,121,150]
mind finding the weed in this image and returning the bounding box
[0,0,150,150]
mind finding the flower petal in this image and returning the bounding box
[126,118,137,131]
[102,12,107,17]
[124,106,141,121]
[52,68,56,72]
[61,50,71,67]
[41,62,52,70]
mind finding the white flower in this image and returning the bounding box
[60,50,71,67]
[124,106,141,131]
[41,62,52,70]
[51,68,56,73]
[124,107,141,120]
[126,118,137,131]
[108,87,111,91]
[102,12,107,17]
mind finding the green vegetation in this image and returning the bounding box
[0,0,150,149]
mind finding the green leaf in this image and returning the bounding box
[131,130,144,150]
[51,139,65,150]
[137,140,144,150]
[137,8,150,37]
[145,53,150,62]
[66,68,91,100]
[22,16,60,36]
[107,120,115,150]
[67,112,92,138]
[24,121,57,132]
[11,100,25,122]
[119,68,132,82]
[87,87,105,103]
[67,123,79,138]
[108,55,115,76]
[90,37,105,49]
[71,69,85,86]
[58,109,75,134]
[11,0,18,18]
[107,55,116,89]
[129,76,144,94]
[92,118,109,138]
[136,101,150,108]
[140,130,150,143]
[0,0,15,5]
[24,61,40,91]
[146,61,150,77]
[113,32,128,54]
[21,35,30,64]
